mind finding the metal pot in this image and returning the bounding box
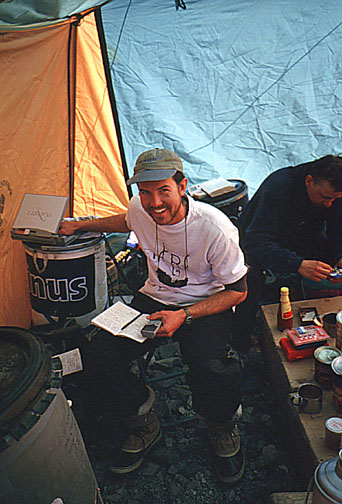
[313,449,342,503]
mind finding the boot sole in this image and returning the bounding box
[215,447,246,485]
[110,427,162,474]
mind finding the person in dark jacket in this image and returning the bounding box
[232,155,342,352]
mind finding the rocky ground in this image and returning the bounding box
[64,315,305,504]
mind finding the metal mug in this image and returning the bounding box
[322,312,337,338]
[290,382,323,414]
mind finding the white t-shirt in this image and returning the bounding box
[125,194,247,306]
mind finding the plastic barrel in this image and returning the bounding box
[200,179,248,223]
[0,326,102,504]
[23,236,108,337]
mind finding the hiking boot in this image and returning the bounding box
[207,419,245,485]
[110,386,162,474]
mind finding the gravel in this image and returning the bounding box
[64,317,303,504]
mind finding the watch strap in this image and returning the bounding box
[184,307,193,325]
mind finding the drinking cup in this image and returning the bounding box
[323,312,337,338]
[290,382,323,414]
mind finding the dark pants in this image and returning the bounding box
[81,293,242,423]
[232,268,265,352]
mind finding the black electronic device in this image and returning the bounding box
[141,320,162,339]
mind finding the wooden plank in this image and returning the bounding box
[268,492,312,504]
[261,296,342,483]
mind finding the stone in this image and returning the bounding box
[261,444,279,466]
[141,461,160,477]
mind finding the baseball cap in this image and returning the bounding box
[127,148,183,185]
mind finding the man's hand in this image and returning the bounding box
[148,309,186,338]
[327,259,342,285]
[59,213,129,235]
[298,260,333,281]
[328,275,342,285]
[58,220,82,235]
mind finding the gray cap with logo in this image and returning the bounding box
[127,148,183,185]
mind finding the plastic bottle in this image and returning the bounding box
[277,286,293,331]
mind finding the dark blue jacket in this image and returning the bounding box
[237,161,342,275]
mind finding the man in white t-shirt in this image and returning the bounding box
[59,148,248,485]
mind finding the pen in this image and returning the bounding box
[120,313,141,330]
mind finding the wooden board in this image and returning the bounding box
[268,492,313,504]
[261,296,342,482]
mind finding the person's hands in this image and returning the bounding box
[298,260,333,281]
[148,309,186,338]
[327,259,342,285]
[328,275,342,285]
[58,220,81,235]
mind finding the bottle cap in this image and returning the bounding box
[280,287,289,295]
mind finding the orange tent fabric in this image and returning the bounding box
[0,12,129,327]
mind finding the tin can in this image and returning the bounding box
[331,355,342,413]
[325,417,342,450]
[337,310,342,350]
[314,346,342,389]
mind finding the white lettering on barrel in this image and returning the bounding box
[69,277,88,301]
[29,274,47,299]
[46,278,69,302]
[28,273,88,303]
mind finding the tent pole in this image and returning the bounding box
[67,17,79,216]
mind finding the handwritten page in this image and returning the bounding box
[91,301,149,343]
[53,348,83,376]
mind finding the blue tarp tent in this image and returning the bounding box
[1,0,342,325]
[101,0,342,194]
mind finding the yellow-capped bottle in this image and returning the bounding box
[277,286,293,331]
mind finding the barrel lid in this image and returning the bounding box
[325,417,342,433]
[23,234,103,253]
[331,355,342,376]
[314,346,342,364]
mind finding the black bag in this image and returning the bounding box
[105,235,148,295]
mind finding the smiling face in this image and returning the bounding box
[138,176,188,225]
[305,175,342,208]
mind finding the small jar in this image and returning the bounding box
[331,355,342,413]
[325,417,342,451]
[314,346,342,389]
[337,311,342,350]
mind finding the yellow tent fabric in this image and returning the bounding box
[74,12,129,217]
[0,11,129,327]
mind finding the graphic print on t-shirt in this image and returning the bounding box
[154,240,189,288]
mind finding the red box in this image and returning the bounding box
[280,337,328,362]
[284,325,329,347]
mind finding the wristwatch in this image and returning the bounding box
[183,307,193,325]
